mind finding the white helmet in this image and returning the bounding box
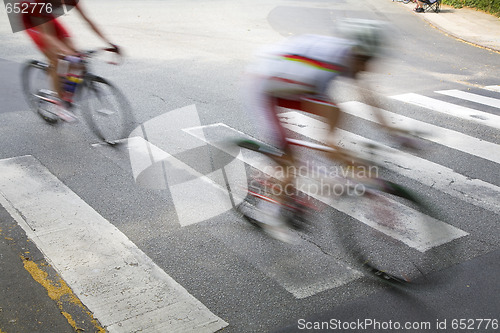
[337,18,387,58]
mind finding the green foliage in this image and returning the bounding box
[441,0,500,16]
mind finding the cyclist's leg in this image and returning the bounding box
[43,48,64,98]
[244,75,297,199]
[294,96,351,163]
[50,20,81,102]
[55,20,84,73]
[43,20,77,100]
[26,20,73,100]
[267,97,297,202]
[241,75,299,240]
[283,95,373,180]
[300,96,341,137]
[24,28,61,101]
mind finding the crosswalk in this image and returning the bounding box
[1,84,499,331]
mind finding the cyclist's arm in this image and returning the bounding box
[356,79,412,141]
[74,3,117,50]
[356,80,391,129]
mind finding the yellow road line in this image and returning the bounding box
[22,256,105,333]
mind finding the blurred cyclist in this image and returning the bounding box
[21,0,119,112]
[242,19,402,242]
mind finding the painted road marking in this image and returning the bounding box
[340,101,500,164]
[484,85,500,93]
[435,89,500,109]
[390,93,500,130]
[94,136,246,226]
[0,155,228,333]
[93,103,248,226]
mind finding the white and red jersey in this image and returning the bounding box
[243,35,357,149]
[248,34,355,95]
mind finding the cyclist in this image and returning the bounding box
[21,0,119,117]
[241,19,403,242]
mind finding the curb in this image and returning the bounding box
[419,6,500,54]
[394,1,500,54]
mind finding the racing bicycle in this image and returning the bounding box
[21,48,135,144]
[234,126,458,290]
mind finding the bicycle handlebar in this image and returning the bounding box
[80,46,123,65]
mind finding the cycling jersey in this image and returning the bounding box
[244,35,356,149]
[248,35,354,96]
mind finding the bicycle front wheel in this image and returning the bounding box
[332,180,459,290]
[79,75,135,144]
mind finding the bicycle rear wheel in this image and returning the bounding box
[21,60,58,122]
[79,74,135,144]
[333,180,459,289]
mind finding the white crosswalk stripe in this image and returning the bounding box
[93,104,249,227]
[436,89,500,109]
[123,136,242,227]
[390,92,500,130]
[340,101,500,164]
[0,156,228,333]
[484,85,500,93]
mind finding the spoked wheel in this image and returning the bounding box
[21,60,59,123]
[79,74,135,144]
[333,179,460,290]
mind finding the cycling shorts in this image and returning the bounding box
[243,74,336,150]
[24,18,70,51]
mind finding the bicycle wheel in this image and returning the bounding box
[79,74,135,144]
[332,179,458,289]
[21,60,59,123]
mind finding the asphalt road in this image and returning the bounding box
[0,0,499,332]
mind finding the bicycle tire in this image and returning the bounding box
[332,179,456,290]
[21,60,58,123]
[403,0,411,3]
[79,74,135,144]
